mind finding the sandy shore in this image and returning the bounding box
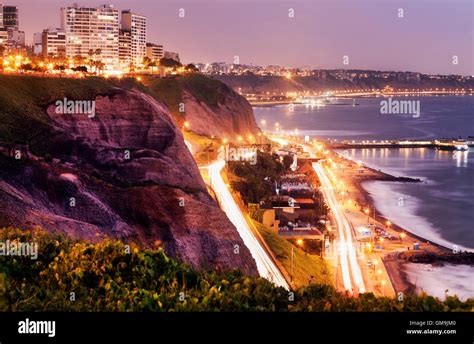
[326,151,451,295]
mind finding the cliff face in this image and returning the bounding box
[142,74,261,142]
[181,88,260,141]
[0,79,258,275]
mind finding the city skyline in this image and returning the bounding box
[9,0,474,75]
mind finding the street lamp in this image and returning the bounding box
[400,232,406,241]
[291,239,303,282]
[365,208,370,223]
[366,242,372,253]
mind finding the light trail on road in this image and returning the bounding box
[312,162,366,294]
[207,160,290,290]
[287,141,366,294]
[312,162,352,292]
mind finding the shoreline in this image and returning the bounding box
[329,152,457,295]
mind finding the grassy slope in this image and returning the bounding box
[0,75,145,155]
[141,73,229,121]
[222,166,333,289]
[252,220,333,289]
[0,73,237,155]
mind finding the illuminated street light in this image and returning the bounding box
[184,121,190,128]
[366,242,372,252]
[291,239,304,283]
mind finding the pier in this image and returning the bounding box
[330,139,470,151]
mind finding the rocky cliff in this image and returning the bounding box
[142,74,261,142]
[0,75,258,275]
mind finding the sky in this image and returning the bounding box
[11,0,474,75]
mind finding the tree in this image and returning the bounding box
[21,63,33,71]
[143,57,157,72]
[93,60,105,74]
[72,66,88,73]
[159,57,182,68]
[282,154,294,170]
[185,63,199,72]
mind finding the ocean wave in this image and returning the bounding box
[404,263,474,300]
[362,181,473,251]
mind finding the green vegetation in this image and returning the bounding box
[0,73,231,155]
[142,73,231,119]
[1,228,472,312]
[158,57,182,68]
[228,151,284,204]
[251,220,333,289]
[0,75,144,155]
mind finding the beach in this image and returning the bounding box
[324,149,460,296]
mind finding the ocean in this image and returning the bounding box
[254,96,474,251]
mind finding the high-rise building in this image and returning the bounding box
[33,32,42,55]
[2,5,18,30]
[7,28,24,48]
[0,5,22,50]
[42,28,66,58]
[118,29,131,70]
[0,29,7,50]
[61,4,119,71]
[121,10,146,66]
[146,43,163,61]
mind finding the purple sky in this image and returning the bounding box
[13,0,474,75]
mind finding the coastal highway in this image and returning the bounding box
[312,162,366,294]
[207,160,290,290]
[276,137,366,294]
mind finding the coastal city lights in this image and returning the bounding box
[0,0,472,342]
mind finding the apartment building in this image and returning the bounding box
[118,29,131,70]
[61,4,119,71]
[121,10,146,66]
[2,5,18,30]
[146,43,163,61]
[42,27,66,57]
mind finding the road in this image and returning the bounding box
[312,162,366,294]
[207,160,290,290]
[283,139,366,294]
